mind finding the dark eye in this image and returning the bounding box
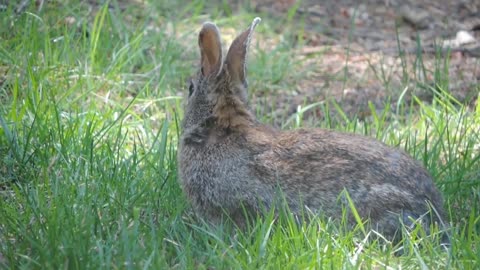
[188,81,194,97]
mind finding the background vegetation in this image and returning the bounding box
[0,0,479,269]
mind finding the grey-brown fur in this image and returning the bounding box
[178,18,447,241]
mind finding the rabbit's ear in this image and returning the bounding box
[225,17,261,86]
[199,22,223,77]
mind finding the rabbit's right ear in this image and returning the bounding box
[198,22,223,77]
[225,17,261,87]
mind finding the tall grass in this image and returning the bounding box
[0,1,479,269]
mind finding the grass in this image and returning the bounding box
[1,1,479,269]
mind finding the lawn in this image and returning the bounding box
[0,1,479,269]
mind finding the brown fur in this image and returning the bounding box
[178,18,447,242]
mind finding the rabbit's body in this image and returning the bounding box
[178,18,446,241]
[180,121,444,237]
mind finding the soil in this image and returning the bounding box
[249,0,479,124]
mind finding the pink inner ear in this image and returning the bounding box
[199,24,223,76]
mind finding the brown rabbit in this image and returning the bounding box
[178,18,447,242]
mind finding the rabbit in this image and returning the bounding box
[178,17,447,243]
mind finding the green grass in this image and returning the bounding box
[1,1,479,269]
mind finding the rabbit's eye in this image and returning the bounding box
[188,82,194,97]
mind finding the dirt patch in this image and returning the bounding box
[249,0,479,123]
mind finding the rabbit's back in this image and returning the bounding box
[180,125,444,230]
[245,127,445,235]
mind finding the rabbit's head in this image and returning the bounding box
[182,18,261,131]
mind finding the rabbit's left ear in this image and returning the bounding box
[225,17,261,87]
[199,22,223,77]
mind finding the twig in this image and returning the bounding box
[15,0,31,14]
[37,0,44,12]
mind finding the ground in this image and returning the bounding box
[248,0,479,122]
